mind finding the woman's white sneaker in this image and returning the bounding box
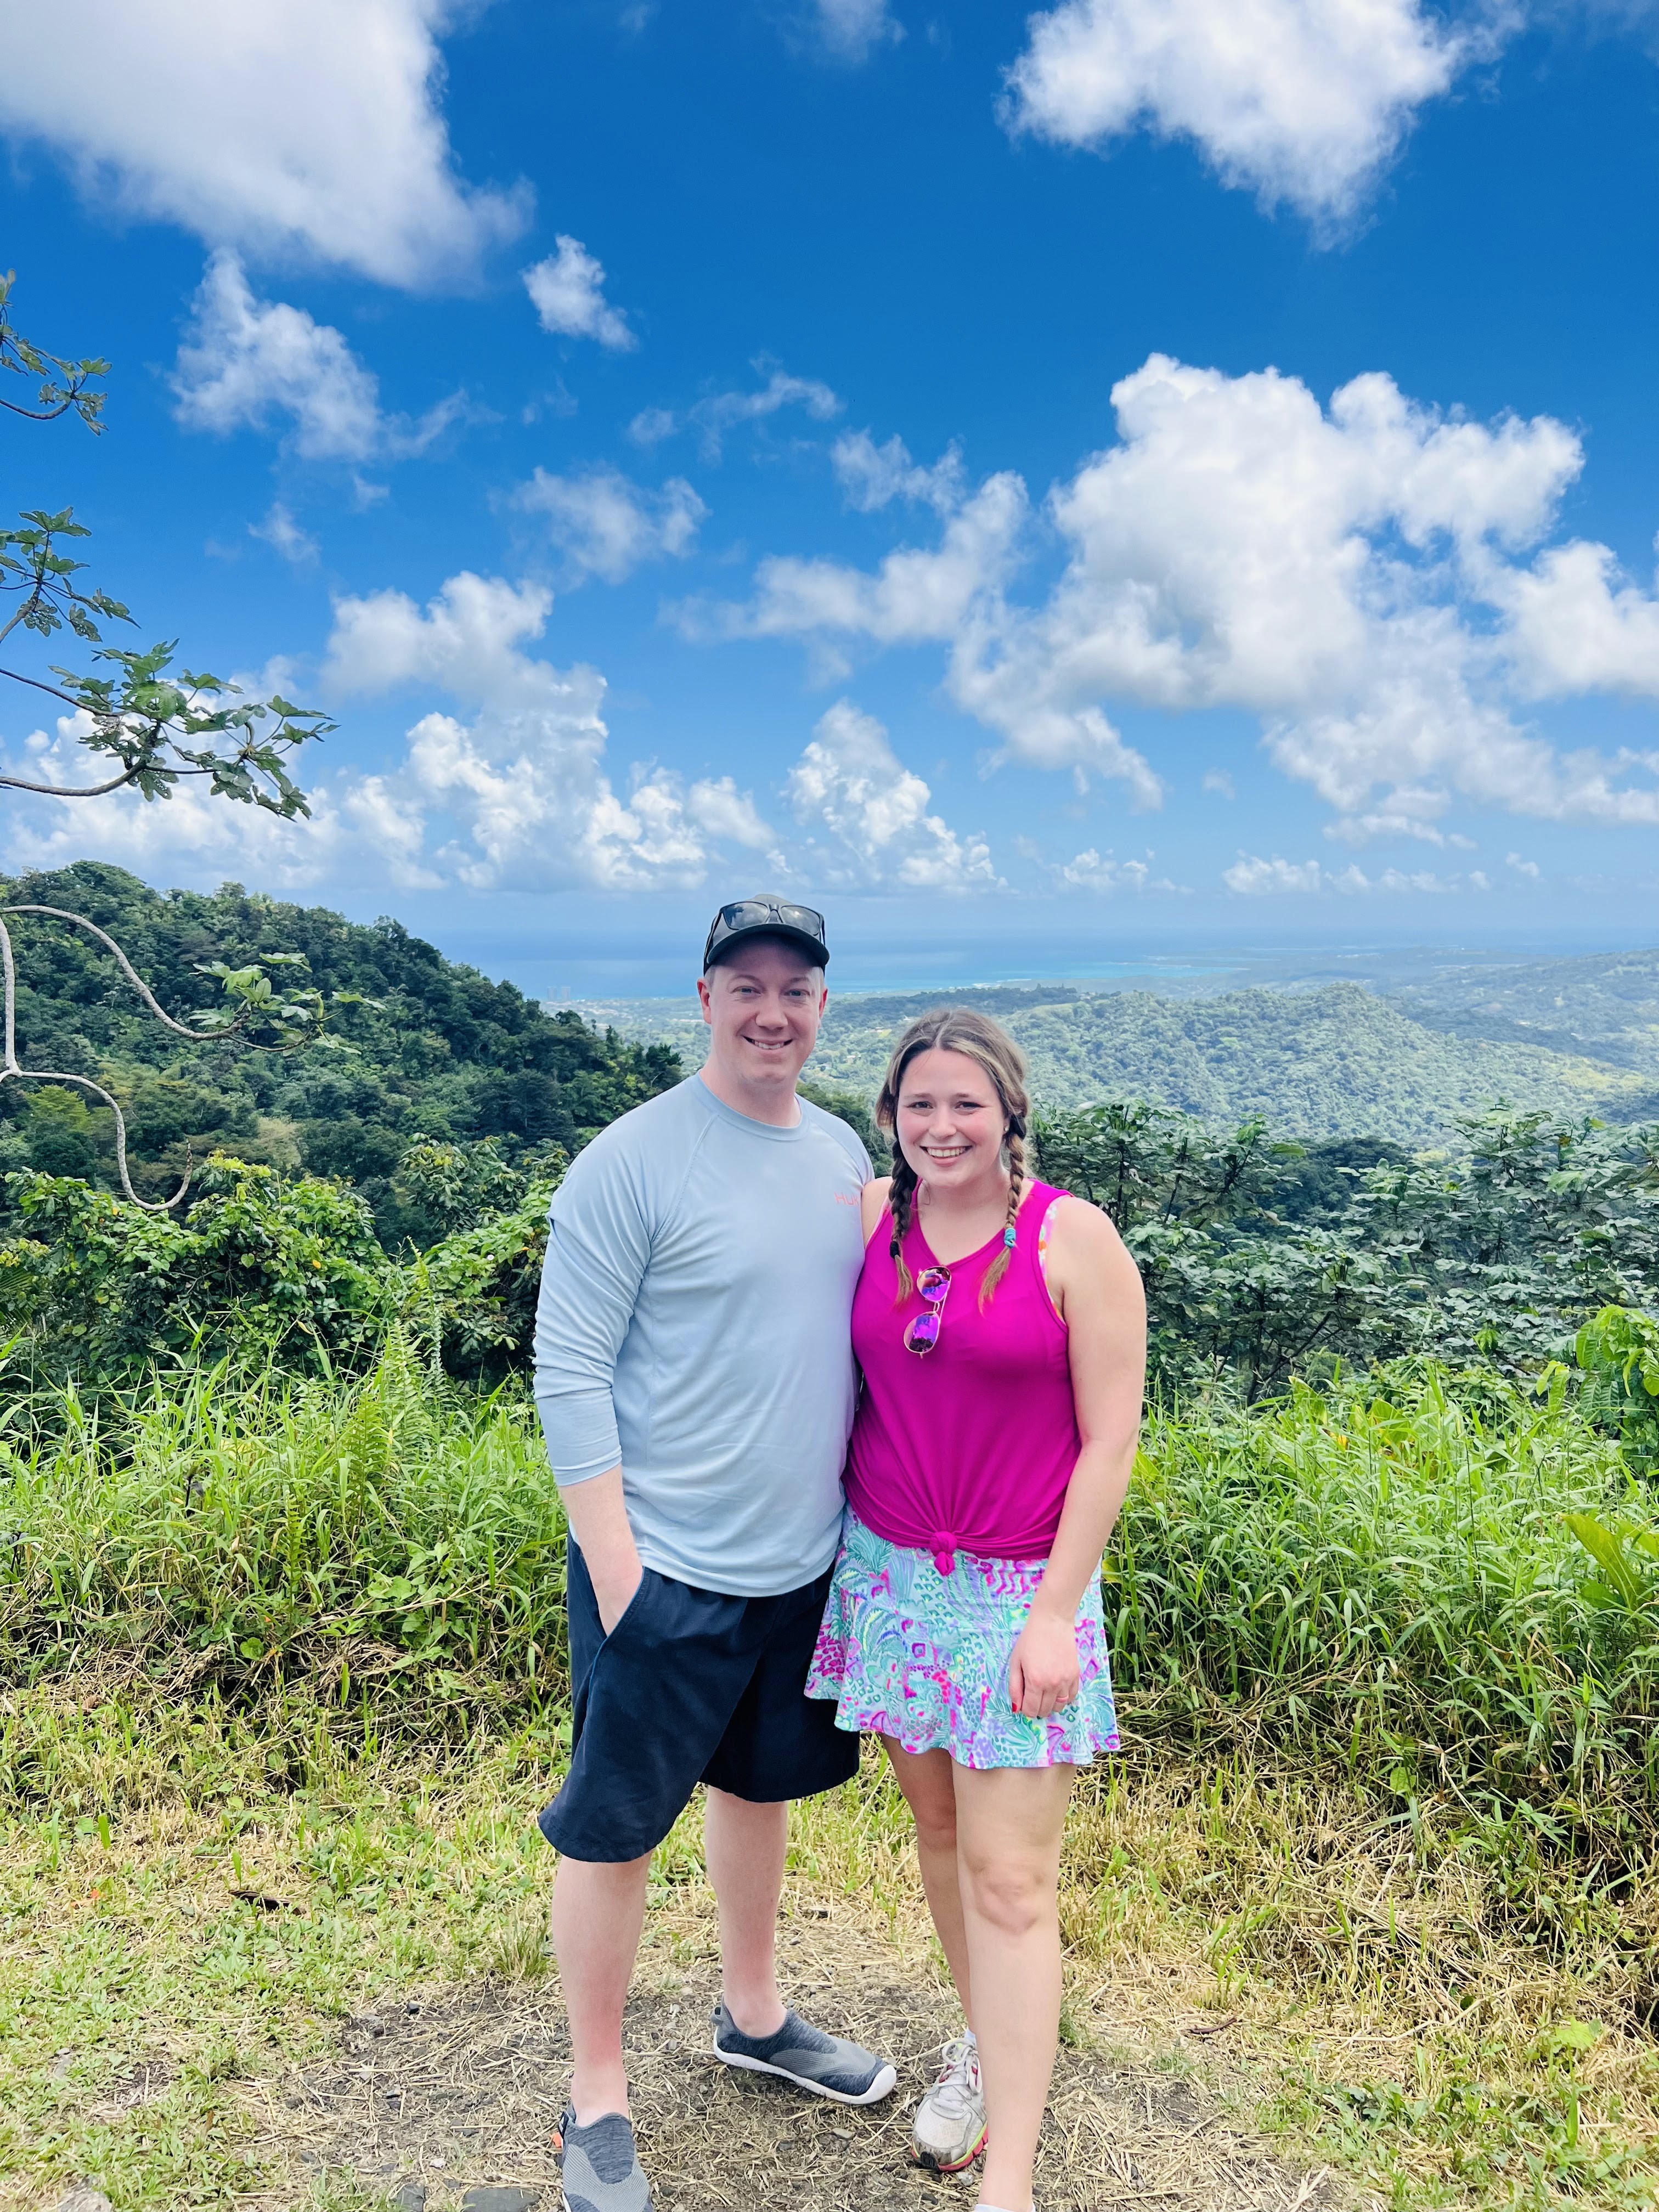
[911,2034,988,2172]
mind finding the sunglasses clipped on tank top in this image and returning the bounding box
[901,1216,1020,1355]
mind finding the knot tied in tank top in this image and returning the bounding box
[843,1180,1081,1565]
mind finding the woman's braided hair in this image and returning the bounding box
[876,1006,1032,1310]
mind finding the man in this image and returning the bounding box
[533,895,895,2212]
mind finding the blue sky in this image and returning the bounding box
[7,0,1659,995]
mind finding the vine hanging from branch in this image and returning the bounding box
[0,905,329,1210]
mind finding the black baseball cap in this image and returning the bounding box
[703,894,830,972]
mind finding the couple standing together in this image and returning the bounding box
[534,895,1147,2212]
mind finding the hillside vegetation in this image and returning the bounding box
[1399,945,1659,1073]
[0,862,679,1238]
[591,977,1646,1139]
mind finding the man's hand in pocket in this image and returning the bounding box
[560,1465,645,1633]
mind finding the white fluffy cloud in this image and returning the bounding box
[687,460,1159,794]
[1,718,354,889]
[522,238,636,351]
[0,0,525,286]
[1003,0,1468,223]
[699,349,1659,835]
[317,569,781,891]
[689,470,1028,653]
[785,701,999,890]
[1223,852,1465,894]
[172,252,465,463]
[1058,848,1184,892]
[833,431,966,514]
[510,467,707,584]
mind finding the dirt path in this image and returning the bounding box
[244,1901,1351,2212]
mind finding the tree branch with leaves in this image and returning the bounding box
[0,270,342,1201]
[0,271,332,812]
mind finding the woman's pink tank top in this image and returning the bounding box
[843,1180,1080,1570]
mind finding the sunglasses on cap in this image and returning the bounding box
[702,897,829,972]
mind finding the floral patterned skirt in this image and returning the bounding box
[804,1510,1121,1770]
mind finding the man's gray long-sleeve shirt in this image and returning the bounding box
[533,1074,872,1596]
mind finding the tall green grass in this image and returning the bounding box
[5,1342,1656,1868]
[1116,1365,1659,1899]
[0,1328,568,1726]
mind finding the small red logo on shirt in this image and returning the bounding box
[833,1191,860,1205]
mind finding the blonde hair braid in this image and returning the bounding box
[976,1120,1026,1308]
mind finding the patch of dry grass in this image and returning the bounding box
[6,1684,1659,2210]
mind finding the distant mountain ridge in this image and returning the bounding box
[579,966,1656,1142]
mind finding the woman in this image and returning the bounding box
[806,1008,1145,2212]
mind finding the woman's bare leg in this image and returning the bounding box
[881,1737,973,2025]
[951,1760,1074,2212]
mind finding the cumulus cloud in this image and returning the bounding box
[785,701,1000,890]
[510,467,707,584]
[698,348,1659,834]
[1002,0,1469,224]
[172,251,466,463]
[685,461,1158,793]
[314,570,775,891]
[694,368,844,459]
[684,468,1026,667]
[1223,852,1462,894]
[1317,785,1477,847]
[833,431,966,514]
[1507,849,1542,878]
[1058,848,1184,892]
[685,777,776,848]
[0,0,526,287]
[1201,768,1235,797]
[522,237,636,350]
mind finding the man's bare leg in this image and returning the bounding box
[549,1851,652,2124]
[704,1786,789,2037]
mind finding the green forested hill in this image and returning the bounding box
[995,984,1647,1135]
[588,978,1647,1139]
[0,863,679,1221]
[1395,948,1659,1070]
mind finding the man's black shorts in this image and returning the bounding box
[537,1537,860,1864]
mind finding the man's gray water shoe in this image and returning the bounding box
[912,2034,988,2172]
[711,2001,898,2106]
[556,2106,653,2212]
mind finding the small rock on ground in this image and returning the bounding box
[459,2192,541,2211]
[391,2187,427,2212]
[57,2191,114,2212]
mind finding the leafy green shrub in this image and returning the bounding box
[402,1177,560,1387]
[0,1154,391,1388]
[1570,1305,1659,1472]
